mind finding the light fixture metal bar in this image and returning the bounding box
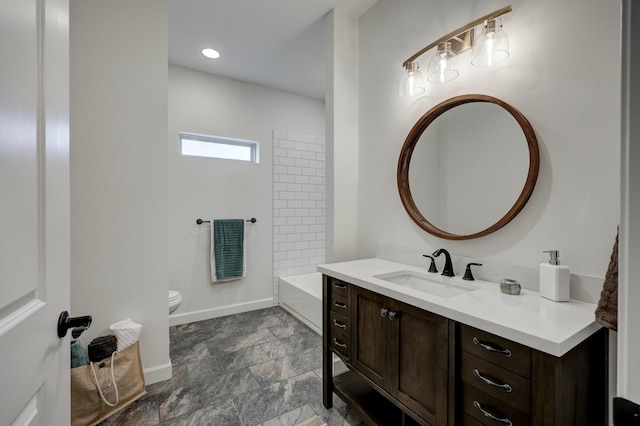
[449,28,474,55]
[402,5,512,68]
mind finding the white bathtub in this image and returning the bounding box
[279,272,348,375]
[279,272,322,334]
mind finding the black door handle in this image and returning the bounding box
[57,311,92,338]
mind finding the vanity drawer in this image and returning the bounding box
[461,413,484,426]
[330,334,350,358]
[330,293,350,315]
[459,324,531,379]
[461,383,529,426]
[330,278,350,297]
[329,310,350,339]
[460,351,530,415]
[326,278,350,359]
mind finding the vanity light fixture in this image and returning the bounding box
[398,61,426,97]
[398,5,512,97]
[202,48,221,59]
[471,18,509,67]
[427,41,459,83]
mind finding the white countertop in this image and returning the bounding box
[318,258,602,357]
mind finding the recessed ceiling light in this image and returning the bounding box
[202,48,220,59]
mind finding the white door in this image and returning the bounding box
[0,0,71,424]
[620,0,640,406]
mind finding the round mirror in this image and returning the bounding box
[397,94,539,240]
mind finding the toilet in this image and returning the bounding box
[169,290,182,314]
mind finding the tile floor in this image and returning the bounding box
[99,307,363,425]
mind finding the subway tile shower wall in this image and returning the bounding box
[272,130,326,303]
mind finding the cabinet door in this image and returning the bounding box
[390,300,449,425]
[352,286,390,390]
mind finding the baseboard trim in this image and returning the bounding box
[169,298,274,326]
[143,361,172,385]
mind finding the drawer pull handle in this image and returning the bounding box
[472,337,512,357]
[473,369,513,392]
[333,338,347,348]
[334,302,347,310]
[333,283,347,290]
[333,319,347,329]
[473,401,513,426]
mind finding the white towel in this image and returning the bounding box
[210,220,247,283]
[109,318,142,351]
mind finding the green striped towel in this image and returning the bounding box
[211,219,245,282]
[70,340,87,368]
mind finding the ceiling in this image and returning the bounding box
[168,0,377,101]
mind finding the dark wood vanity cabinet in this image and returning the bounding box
[324,277,449,425]
[456,323,607,425]
[352,286,450,425]
[457,324,533,425]
[322,275,608,426]
[350,286,389,388]
[328,277,351,359]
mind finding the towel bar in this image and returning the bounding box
[196,218,257,225]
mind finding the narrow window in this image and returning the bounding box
[179,132,259,163]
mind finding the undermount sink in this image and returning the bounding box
[374,270,480,298]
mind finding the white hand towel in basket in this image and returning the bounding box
[109,319,142,351]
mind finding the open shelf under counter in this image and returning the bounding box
[333,371,423,426]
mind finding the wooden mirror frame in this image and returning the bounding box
[397,94,540,240]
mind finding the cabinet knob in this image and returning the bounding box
[388,311,398,320]
[380,308,388,318]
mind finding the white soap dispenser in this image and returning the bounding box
[539,250,570,301]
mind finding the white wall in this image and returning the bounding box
[168,64,324,325]
[70,0,170,384]
[326,7,361,263]
[358,0,620,282]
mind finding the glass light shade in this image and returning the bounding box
[427,42,459,83]
[398,62,426,97]
[471,18,509,67]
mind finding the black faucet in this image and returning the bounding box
[433,248,455,277]
[422,255,438,273]
[463,263,482,281]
